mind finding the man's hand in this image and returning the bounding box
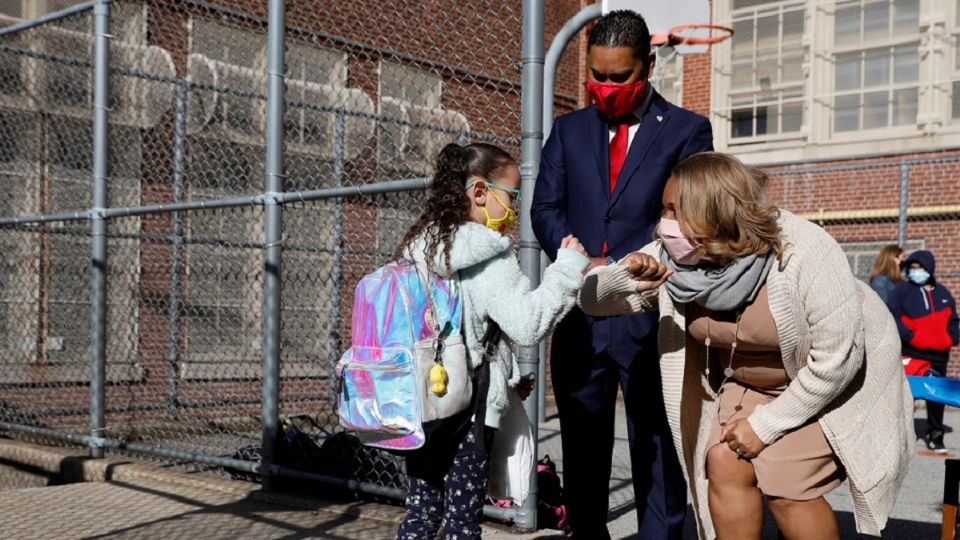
[516,374,535,401]
[619,252,673,291]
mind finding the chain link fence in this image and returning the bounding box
[1,0,958,534]
[766,155,960,373]
[0,0,531,509]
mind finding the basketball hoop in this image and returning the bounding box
[651,23,734,48]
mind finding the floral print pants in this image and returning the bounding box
[396,418,491,540]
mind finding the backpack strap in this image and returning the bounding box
[413,263,443,338]
[472,319,501,458]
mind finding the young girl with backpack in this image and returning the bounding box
[393,142,588,539]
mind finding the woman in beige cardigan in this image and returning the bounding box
[580,152,913,540]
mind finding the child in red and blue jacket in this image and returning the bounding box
[887,249,960,453]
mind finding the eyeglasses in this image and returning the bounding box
[465,179,521,207]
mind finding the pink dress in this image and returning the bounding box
[687,285,845,500]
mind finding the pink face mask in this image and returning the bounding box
[657,218,703,266]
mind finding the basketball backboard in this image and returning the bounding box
[601,0,711,54]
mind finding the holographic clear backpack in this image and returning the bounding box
[335,260,469,450]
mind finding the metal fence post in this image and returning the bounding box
[261,0,286,490]
[166,82,188,418]
[329,112,345,382]
[517,0,545,531]
[538,3,602,424]
[898,161,909,248]
[89,0,110,459]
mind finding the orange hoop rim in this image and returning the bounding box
[650,23,735,47]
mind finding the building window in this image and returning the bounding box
[0,5,144,382]
[377,61,469,176]
[728,1,806,140]
[831,0,920,132]
[654,53,683,107]
[185,19,352,378]
[379,62,442,108]
[953,0,960,121]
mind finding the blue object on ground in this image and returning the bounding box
[908,376,960,408]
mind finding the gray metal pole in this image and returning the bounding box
[261,0,285,491]
[517,0,545,531]
[0,177,434,226]
[537,251,550,422]
[898,161,909,248]
[542,3,602,141]
[537,4,601,425]
[329,113,345,383]
[89,0,110,460]
[165,82,187,418]
[0,0,100,37]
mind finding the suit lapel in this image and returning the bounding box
[589,107,611,202]
[609,93,670,209]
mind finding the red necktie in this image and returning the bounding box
[609,121,630,193]
[602,122,631,257]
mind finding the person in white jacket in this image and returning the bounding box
[579,152,912,540]
[394,142,589,540]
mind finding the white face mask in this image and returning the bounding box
[908,268,930,285]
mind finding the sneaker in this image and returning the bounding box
[926,431,948,454]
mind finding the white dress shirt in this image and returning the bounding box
[606,86,654,149]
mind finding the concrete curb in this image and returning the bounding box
[0,437,563,536]
[0,438,257,496]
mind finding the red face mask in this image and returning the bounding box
[585,79,648,119]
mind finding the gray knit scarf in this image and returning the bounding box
[660,248,774,311]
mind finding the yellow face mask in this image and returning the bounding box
[467,180,518,235]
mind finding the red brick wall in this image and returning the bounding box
[548,0,591,115]
[680,0,714,116]
[681,52,711,117]
[766,151,960,376]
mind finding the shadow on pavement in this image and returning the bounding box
[80,480,391,540]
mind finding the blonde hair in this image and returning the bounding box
[671,152,782,266]
[869,244,903,283]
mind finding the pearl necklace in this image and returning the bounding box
[703,308,744,390]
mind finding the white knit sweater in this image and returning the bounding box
[405,222,587,429]
[580,211,914,538]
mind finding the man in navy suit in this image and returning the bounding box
[531,10,713,540]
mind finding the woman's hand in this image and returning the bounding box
[720,418,766,460]
[619,252,673,292]
[516,374,535,401]
[560,235,589,259]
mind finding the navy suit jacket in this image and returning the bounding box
[532,92,713,361]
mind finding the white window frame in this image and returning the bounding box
[184,19,348,380]
[712,0,960,164]
[0,7,144,383]
[826,0,922,142]
[653,49,684,108]
[725,0,807,144]
[376,60,469,176]
[948,0,960,125]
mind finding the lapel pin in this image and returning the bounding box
[656,115,663,122]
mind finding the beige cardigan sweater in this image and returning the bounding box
[580,211,914,539]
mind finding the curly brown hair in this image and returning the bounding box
[394,142,515,274]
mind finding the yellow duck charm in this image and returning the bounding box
[429,363,448,397]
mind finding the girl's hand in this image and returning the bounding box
[560,235,589,259]
[720,418,766,460]
[620,252,673,291]
[516,374,535,401]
